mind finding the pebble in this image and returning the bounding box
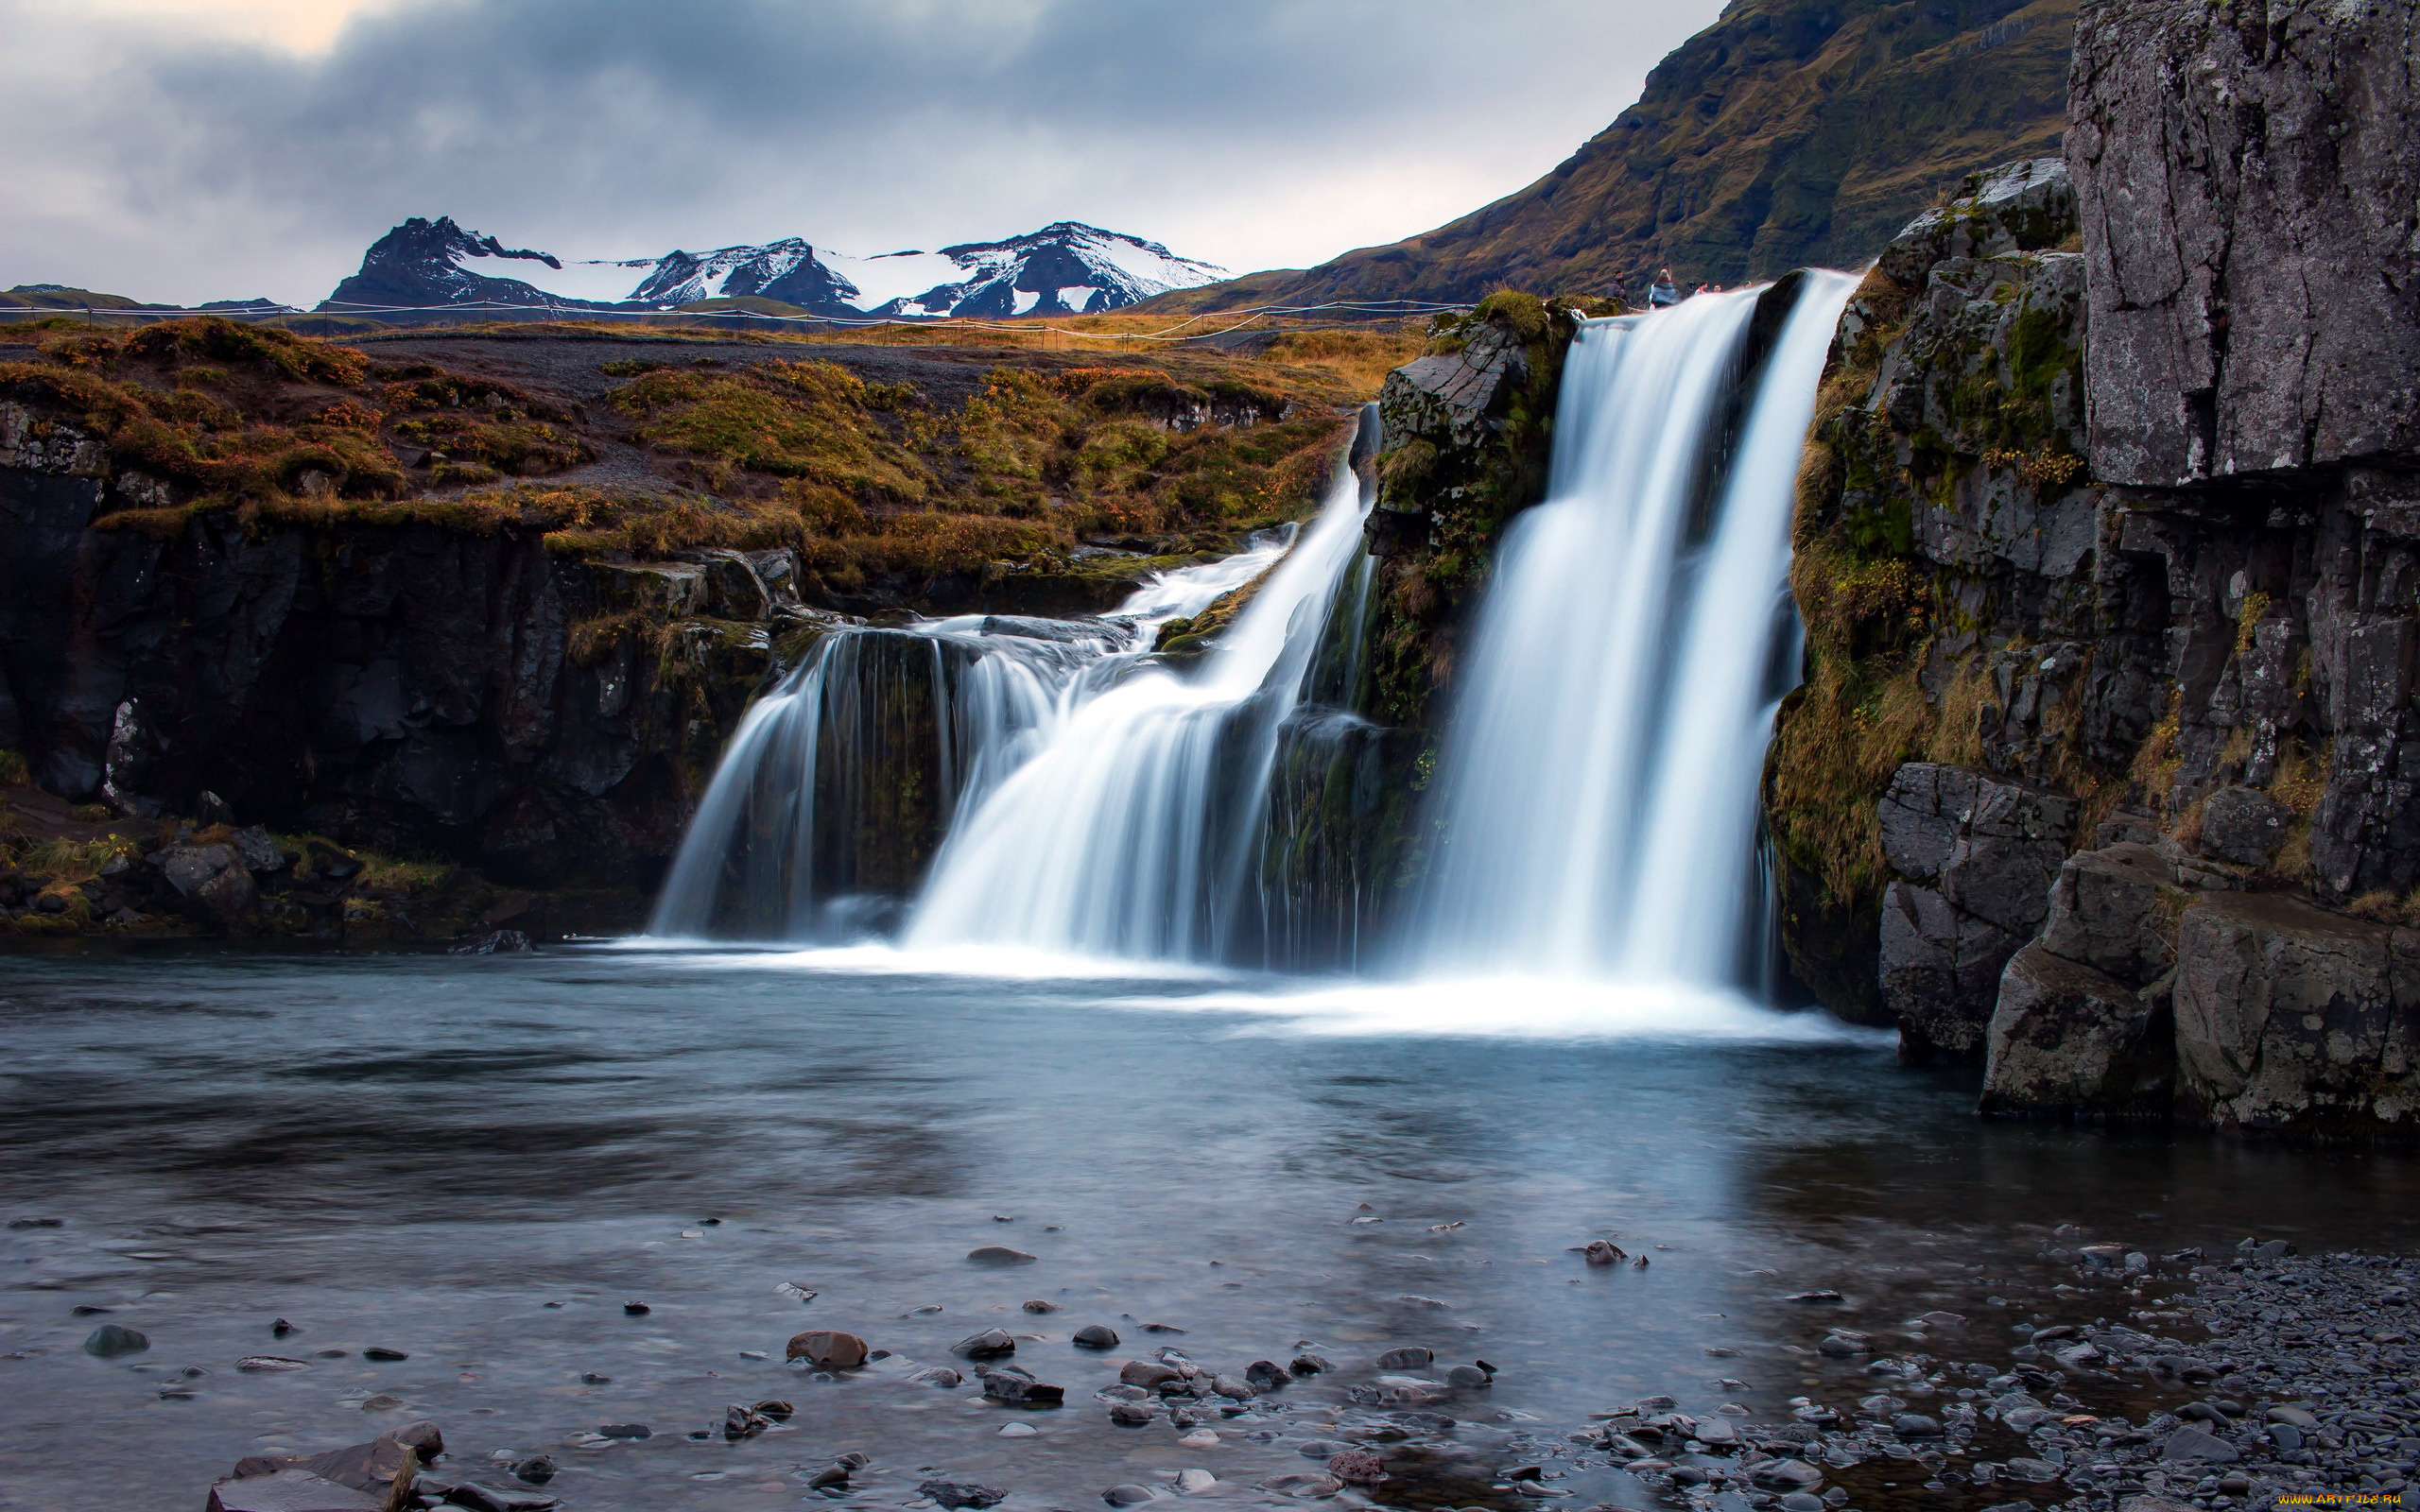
[998,1422,1038,1437]
[1177,1430,1219,1448]
[1022,1298,1061,1313]
[1074,1324,1119,1349]
[967,1246,1036,1265]
[621,1301,649,1315]
[954,1329,1016,1359]
[1102,1485,1156,1505]
[787,1330,870,1368]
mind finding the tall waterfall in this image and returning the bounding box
[905,446,1373,958]
[1405,270,1858,983]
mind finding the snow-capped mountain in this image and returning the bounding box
[315,217,1227,320]
[320,216,612,314]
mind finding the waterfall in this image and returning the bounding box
[905,441,1374,959]
[647,528,1298,940]
[1404,270,1858,984]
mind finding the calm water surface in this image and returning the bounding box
[3,944,2416,1511]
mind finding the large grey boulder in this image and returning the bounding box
[2198,786,2291,868]
[2070,1,2420,486]
[2172,891,2420,1134]
[1980,942,2172,1120]
[2038,842,2184,987]
[1876,764,2078,1055]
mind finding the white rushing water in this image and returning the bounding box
[648,525,1299,940]
[905,445,1373,958]
[1405,271,1859,985]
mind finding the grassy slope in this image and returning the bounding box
[1144,0,2075,311]
[0,315,1415,590]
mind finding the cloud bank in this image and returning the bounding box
[1,0,1722,307]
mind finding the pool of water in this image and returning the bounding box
[3,942,2416,1511]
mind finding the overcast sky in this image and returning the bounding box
[3,0,1727,308]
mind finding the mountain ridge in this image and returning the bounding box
[1142,0,2078,313]
[313,216,1228,323]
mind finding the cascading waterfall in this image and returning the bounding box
[648,529,1298,940]
[652,279,1857,994]
[904,442,1374,958]
[1405,270,1859,984]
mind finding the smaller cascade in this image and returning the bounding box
[647,533,1292,941]
[905,433,1374,961]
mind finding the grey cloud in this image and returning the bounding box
[2,0,1721,305]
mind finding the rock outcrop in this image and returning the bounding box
[1773,0,2420,1136]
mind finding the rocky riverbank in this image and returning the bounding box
[157,1236,2420,1512]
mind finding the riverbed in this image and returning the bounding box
[3,942,2416,1510]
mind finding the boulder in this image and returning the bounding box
[2199,786,2292,868]
[2037,842,2184,986]
[2071,0,2420,486]
[2172,891,2420,1134]
[1980,943,2173,1121]
[786,1330,869,1369]
[1877,764,2077,1055]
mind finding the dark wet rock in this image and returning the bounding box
[805,1464,853,1490]
[1749,1459,1824,1492]
[2160,1425,2238,1463]
[1255,1473,1342,1499]
[723,1402,773,1439]
[449,929,532,954]
[751,1398,793,1419]
[1582,1239,1627,1265]
[510,1455,556,1486]
[1209,1373,1256,1400]
[1979,942,2172,1121]
[953,1329,1016,1359]
[1878,764,2078,1057]
[1021,1298,1060,1313]
[906,1366,963,1388]
[270,1318,299,1337]
[1443,1364,1490,1388]
[1244,1359,1291,1389]
[1891,1413,1942,1437]
[8,1216,64,1228]
[2036,842,2187,987]
[2172,890,2420,1134]
[620,1301,649,1315]
[1288,1352,1331,1375]
[208,1469,383,1512]
[1784,1290,1842,1304]
[977,1364,1064,1406]
[1102,1485,1156,1506]
[787,1330,870,1368]
[1119,1360,1182,1389]
[1073,1324,1119,1349]
[1325,1449,1388,1485]
[362,1347,407,1362]
[967,1246,1036,1265]
[81,1322,148,1357]
[441,1486,562,1512]
[1108,1400,1157,1426]
[1140,1321,1186,1333]
[578,1371,610,1384]
[236,1355,312,1372]
[596,1422,649,1439]
[916,1480,1007,1509]
[1374,1347,1432,1370]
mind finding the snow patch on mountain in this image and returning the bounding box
[318,215,1227,320]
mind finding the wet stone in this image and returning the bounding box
[1074,1324,1120,1349]
[968,1246,1036,1265]
[82,1323,149,1358]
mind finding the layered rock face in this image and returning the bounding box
[0,449,806,893]
[1773,0,2420,1135]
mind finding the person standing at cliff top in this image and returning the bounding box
[1648,267,1679,308]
